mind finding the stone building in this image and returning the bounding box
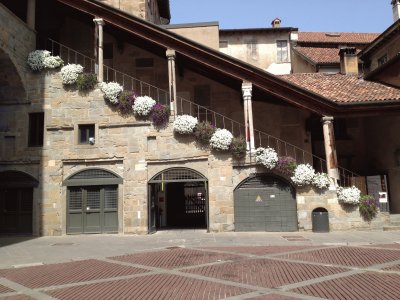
[0,0,400,236]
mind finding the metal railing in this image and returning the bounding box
[40,38,364,189]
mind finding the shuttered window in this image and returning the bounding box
[277,40,288,63]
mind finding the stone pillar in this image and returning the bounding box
[166,49,177,115]
[27,0,36,30]
[242,82,255,151]
[93,18,105,82]
[322,116,339,187]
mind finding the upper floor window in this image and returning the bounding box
[246,41,258,59]
[378,54,388,66]
[28,112,44,147]
[277,40,289,63]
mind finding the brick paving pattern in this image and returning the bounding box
[110,248,242,269]
[0,259,147,288]
[291,272,400,300]
[383,263,400,271]
[278,246,400,267]
[0,285,14,294]
[46,274,251,300]
[248,294,302,300]
[185,258,347,288]
[199,246,320,255]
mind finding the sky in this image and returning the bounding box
[169,0,393,33]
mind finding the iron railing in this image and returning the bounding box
[40,38,364,189]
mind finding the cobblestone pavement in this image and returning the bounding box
[1,231,400,299]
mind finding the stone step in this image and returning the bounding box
[390,221,400,226]
[390,214,400,223]
[383,225,400,231]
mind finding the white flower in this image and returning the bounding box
[173,115,198,134]
[43,55,63,69]
[210,128,233,151]
[291,164,315,186]
[337,186,361,205]
[99,82,123,104]
[255,147,278,169]
[312,172,331,189]
[60,64,84,85]
[27,50,64,71]
[133,96,156,116]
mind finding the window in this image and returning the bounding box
[246,40,258,59]
[378,54,388,66]
[78,124,95,145]
[28,112,44,147]
[219,40,228,48]
[277,40,289,63]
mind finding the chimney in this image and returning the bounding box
[339,47,359,75]
[271,18,281,28]
[392,0,400,22]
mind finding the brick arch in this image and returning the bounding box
[0,3,36,101]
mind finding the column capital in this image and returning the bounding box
[242,81,252,98]
[93,18,105,26]
[166,49,176,59]
[321,116,334,124]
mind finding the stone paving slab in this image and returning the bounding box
[45,274,252,300]
[198,246,321,256]
[0,295,34,300]
[110,248,243,269]
[278,246,400,267]
[290,272,400,300]
[184,258,347,288]
[0,259,148,289]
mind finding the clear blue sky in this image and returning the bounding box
[169,0,393,33]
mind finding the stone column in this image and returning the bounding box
[27,0,36,30]
[242,82,255,151]
[322,116,339,186]
[93,18,105,82]
[166,49,177,115]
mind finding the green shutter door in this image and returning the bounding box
[234,175,298,232]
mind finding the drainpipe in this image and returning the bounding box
[322,116,339,188]
[242,82,255,151]
[166,49,177,116]
[93,18,105,82]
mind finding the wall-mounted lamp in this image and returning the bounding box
[89,137,95,145]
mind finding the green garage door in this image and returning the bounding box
[234,175,298,232]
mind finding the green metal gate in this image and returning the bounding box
[234,174,298,232]
[64,169,122,234]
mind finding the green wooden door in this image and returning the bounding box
[0,188,33,235]
[67,186,118,234]
[234,175,298,232]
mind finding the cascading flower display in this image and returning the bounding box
[312,172,331,190]
[291,163,316,186]
[27,50,63,71]
[133,96,156,116]
[210,129,233,151]
[99,82,123,104]
[60,64,84,85]
[255,147,278,169]
[173,115,198,134]
[337,186,361,205]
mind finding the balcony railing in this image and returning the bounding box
[39,38,364,190]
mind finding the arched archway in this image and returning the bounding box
[0,171,38,235]
[148,168,208,233]
[234,173,298,232]
[63,168,122,234]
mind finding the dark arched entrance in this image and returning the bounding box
[63,168,122,234]
[234,174,298,232]
[0,171,38,235]
[148,168,208,233]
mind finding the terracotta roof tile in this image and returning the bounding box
[294,47,362,64]
[298,32,379,44]
[279,73,400,103]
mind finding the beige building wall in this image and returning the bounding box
[291,51,316,73]
[101,0,162,24]
[166,23,220,50]
[367,35,400,72]
[219,30,293,74]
